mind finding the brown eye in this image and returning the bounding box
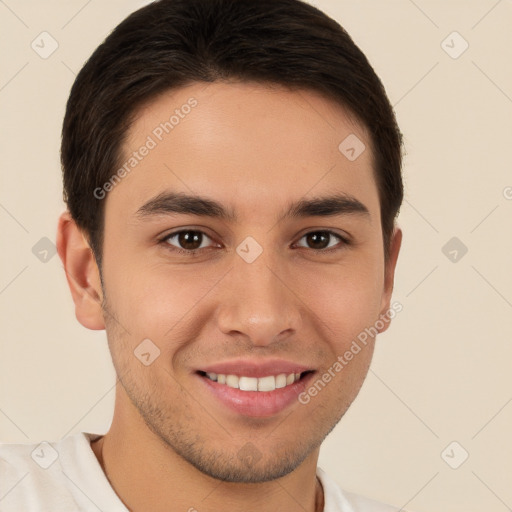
[163,230,214,252]
[296,230,346,251]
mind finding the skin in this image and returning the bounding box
[57,81,402,512]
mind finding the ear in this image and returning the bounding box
[56,210,105,330]
[377,225,402,334]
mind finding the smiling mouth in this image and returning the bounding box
[197,370,314,392]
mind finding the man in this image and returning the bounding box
[0,0,406,510]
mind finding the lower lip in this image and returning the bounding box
[197,372,315,418]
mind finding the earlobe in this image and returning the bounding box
[56,211,105,330]
[377,225,402,333]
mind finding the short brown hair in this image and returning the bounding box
[61,0,403,271]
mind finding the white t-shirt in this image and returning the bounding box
[0,432,403,511]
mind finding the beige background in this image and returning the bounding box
[1,1,511,510]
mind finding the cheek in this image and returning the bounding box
[298,267,382,406]
[296,257,384,347]
[104,259,223,347]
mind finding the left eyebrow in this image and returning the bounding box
[134,191,370,222]
[281,193,370,222]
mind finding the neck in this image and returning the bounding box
[91,407,324,512]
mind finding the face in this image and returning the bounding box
[98,81,400,483]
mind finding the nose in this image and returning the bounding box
[215,252,303,347]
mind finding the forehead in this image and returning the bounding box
[106,80,379,222]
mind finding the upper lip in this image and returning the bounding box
[197,358,313,378]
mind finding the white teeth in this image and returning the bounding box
[239,376,258,391]
[275,374,287,388]
[204,371,304,391]
[226,374,239,389]
[258,375,276,392]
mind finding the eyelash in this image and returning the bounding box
[159,229,350,256]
